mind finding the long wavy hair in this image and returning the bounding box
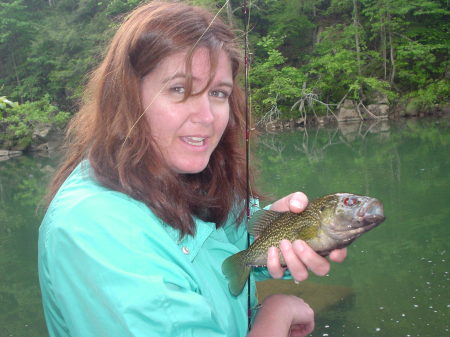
[47,1,255,236]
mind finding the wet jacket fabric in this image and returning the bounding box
[38,161,263,337]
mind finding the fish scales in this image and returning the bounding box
[245,194,339,265]
[222,193,385,296]
[244,212,318,265]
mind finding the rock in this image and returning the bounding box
[367,104,389,119]
[337,100,361,122]
[30,124,64,153]
[284,119,295,129]
[370,91,389,104]
[342,99,355,109]
[316,117,326,126]
[315,115,335,126]
[0,149,23,161]
[32,143,50,152]
[295,117,306,127]
[266,120,283,131]
[32,123,53,143]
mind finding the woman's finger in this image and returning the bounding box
[292,240,330,277]
[289,322,315,337]
[287,192,308,213]
[270,192,308,213]
[279,240,309,282]
[329,247,347,263]
[267,246,286,279]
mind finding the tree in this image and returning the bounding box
[0,0,37,103]
[0,0,448,122]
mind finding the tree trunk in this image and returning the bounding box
[381,19,387,80]
[387,13,396,84]
[352,0,362,77]
[10,49,23,104]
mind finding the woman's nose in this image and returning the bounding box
[189,94,214,124]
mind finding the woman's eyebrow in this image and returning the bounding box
[162,72,186,84]
[217,81,234,89]
[162,73,233,88]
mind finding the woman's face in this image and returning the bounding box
[141,47,232,174]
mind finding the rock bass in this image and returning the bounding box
[222,193,385,296]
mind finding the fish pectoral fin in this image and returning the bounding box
[248,209,285,237]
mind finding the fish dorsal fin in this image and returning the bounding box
[248,209,284,237]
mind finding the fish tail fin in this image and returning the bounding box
[222,251,251,296]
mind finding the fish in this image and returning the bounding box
[222,193,385,296]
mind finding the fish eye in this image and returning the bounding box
[320,206,326,212]
[344,197,360,206]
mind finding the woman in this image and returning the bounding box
[38,1,346,336]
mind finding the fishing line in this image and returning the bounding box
[243,0,252,331]
[119,0,255,330]
[121,0,231,150]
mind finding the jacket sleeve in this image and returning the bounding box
[42,193,228,337]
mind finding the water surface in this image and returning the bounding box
[255,118,449,336]
[0,118,448,336]
[0,155,54,337]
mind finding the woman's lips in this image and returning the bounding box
[181,136,207,146]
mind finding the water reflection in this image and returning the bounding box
[0,155,56,337]
[0,118,448,336]
[255,118,449,336]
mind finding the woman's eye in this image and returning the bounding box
[171,86,185,95]
[210,90,229,99]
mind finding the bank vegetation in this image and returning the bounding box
[1,0,449,152]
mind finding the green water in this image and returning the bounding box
[255,118,449,337]
[0,155,54,337]
[0,118,448,337]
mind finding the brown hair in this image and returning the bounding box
[48,1,255,236]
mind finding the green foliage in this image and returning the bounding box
[0,0,448,122]
[396,41,445,89]
[261,0,315,63]
[251,35,306,118]
[0,0,119,108]
[1,94,70,139]
[361,0,450,88]
[402,79,450,112]
[105,0,143,17]
[251,0,448,119]
[0,96,18,110]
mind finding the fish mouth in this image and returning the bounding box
[359,199,385,223]
[351,199,385,229]
[328,221,381,245]
[341,221,380,238]
[331,199,385,241]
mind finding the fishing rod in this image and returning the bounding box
[243,0,252,331]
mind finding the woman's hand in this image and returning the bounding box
[248,294,314,337]
[267,192,347,281]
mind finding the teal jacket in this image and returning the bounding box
[38,161,264,337]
